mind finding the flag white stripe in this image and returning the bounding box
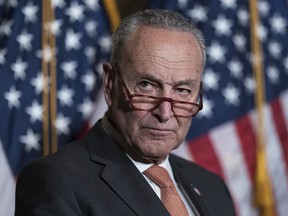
[0,139,16,216]
[265,107,288,216]
[263,105,288,216]
[209,122,258,216]
[250,102,288,216]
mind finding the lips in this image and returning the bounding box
[142,127,174,137]
[144,126,174,131]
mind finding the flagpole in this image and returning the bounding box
[48,0,58,154]
[103,0,121,32]
[42,0,50,156]
[249,0,275,215]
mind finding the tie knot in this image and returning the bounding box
[143,165,174,189]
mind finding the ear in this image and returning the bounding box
[102,63,114,107]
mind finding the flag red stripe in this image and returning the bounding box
[271,98,288,174]
[188,134,225,180]
[235,115,257,182]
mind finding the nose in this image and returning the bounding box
[151,100,174,122]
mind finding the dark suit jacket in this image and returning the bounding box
[15,121,236,216]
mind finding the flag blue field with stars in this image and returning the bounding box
[0,0,116,215]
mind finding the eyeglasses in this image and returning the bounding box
[113,65,203,117]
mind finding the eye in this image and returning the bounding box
[173,87,194,101]
[138,80,154,90]
[175,87,192,95]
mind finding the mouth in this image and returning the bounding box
[143,127,174,136]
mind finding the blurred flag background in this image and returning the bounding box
[1,0,288,216]
[0,0,119,215]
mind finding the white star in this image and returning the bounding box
[50,0,65,8]
[0,19,13,36]
[57,85,74,106]
[0,48,7,65]
[270,14,286,34]
[220,0,237,9]
[11,58,28,80]
[207,42,227,63]
[4,86,22,109]
[202,68,220,90]
[42,46,56,62]
[197,96,214,119]
[84,0,100,11]
[267,66,279,84]
[65,29,82,50]
[85,20,98,37]
[268,41,281,59]
[244,76,255,94]
[237,9,249,26]
[228,59,243,79]
[78,98,94,119]
[54,113,71,135]
[81,72,96,91]
[20,129,41,152]
[222,84,240,106]
[45,19,63,36]
[30,73,49,94]
[36,46,57,62]
[233,34,247,52]
[96,62,104,75]
[258,0,270,17]
[250,52,263,66]
[212,15,232,36]
[98,35,111,53]
[65,1,85,22]
[186,5,208,22]
[17,30,34,51]
[22,1,39,23]
[85,46,97,63]
[26,100,43,123]
[61,61,78,79]
[256,24,268,41]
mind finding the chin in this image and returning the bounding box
[139,142,175,159]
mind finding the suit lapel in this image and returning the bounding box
[101,153,169,216]
[85,121,169,216]
[170,157,212,216]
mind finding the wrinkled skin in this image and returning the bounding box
[103,26,204,164]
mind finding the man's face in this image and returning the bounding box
[103,26,204,163]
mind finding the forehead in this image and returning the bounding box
[121,26,204,79]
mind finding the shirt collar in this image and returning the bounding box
[126,153,170,173]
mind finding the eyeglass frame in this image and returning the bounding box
[112,65,203,117]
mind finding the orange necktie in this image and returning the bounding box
[143,165,190,216]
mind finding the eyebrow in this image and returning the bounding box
[172,79,199,89]
[132,71,199,89]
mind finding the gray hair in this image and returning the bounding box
[110,9,206,66]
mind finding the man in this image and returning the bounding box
[15,9,236,216]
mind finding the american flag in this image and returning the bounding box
[0,0,117,215]
[147,0,288,216]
